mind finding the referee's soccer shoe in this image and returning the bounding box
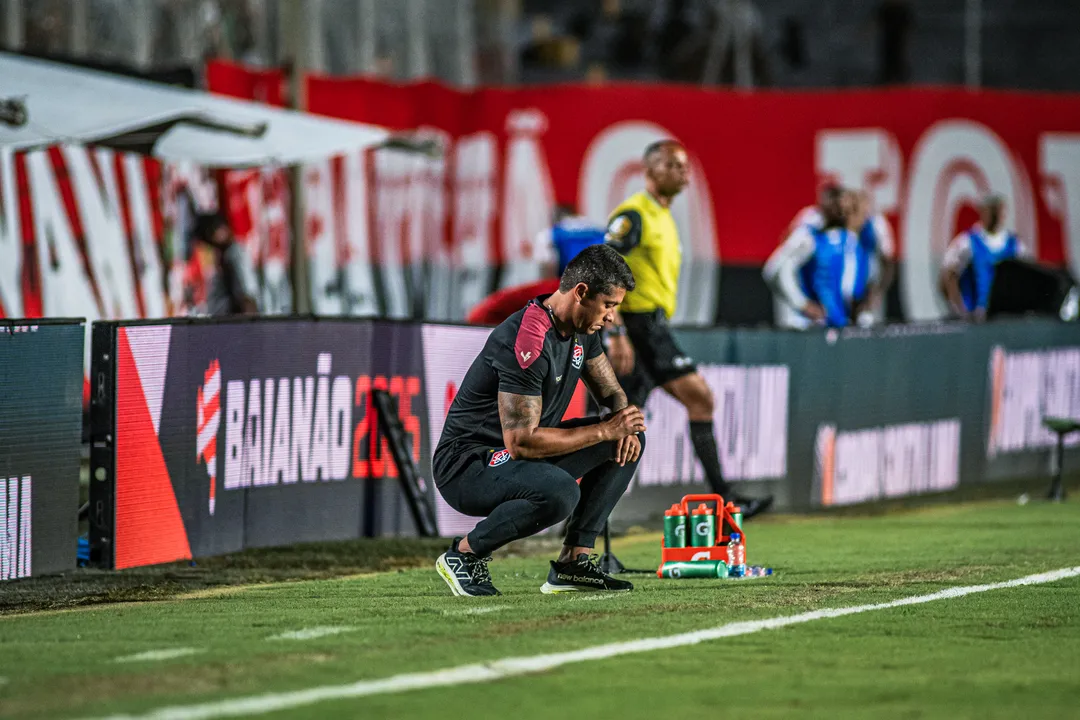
[540,553,633,594]
[734,494,774,520]
[436,538,500,596]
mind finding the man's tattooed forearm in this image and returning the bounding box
[498,392,542,430]
[584,355,628,411]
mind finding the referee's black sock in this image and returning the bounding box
[688,420,732,497]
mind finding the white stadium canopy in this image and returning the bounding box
[0,52,390,166]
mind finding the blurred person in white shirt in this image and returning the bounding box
[764,187,895,329]
[939,195,1030,322]
[847,189,896,323]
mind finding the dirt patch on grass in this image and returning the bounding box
[862,565,997,587]
[0,536,572,617]
[0,667,234,718]
[751,567,995,608]
[0,649,350,718]
[0,538,450,617]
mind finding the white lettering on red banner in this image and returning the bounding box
[8,74,1080,326]
[1041,134,1080,283]
[304,77,1080,323]
[0,147,290,324]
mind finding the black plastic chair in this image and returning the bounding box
[1041,417,1077,502]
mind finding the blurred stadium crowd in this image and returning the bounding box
[5,0,1080,90]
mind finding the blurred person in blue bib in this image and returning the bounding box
[468,206,605,326]
[547,205,607,275]
[764,187,894,329]
[939,194,1030,322]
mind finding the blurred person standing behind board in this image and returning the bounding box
[193,212,258,316]
[764,187,894,328]
[605,140,773,519]
[764,185,848,327]
[847,189,897,324]
[940,195,1030,323]
[549,205,607,276]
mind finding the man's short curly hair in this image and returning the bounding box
[559,244,635,296]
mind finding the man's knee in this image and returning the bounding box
[689,374,715,413]
[553,480,581,521]
[667,373,714,417]
[532,470,580,522]
[693,387,715,417]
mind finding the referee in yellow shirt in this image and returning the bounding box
[605,140,773,518]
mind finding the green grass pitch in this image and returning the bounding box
[1,499,1078,719]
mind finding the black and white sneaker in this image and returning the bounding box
[540,553,633,594]
[435,538,500,597]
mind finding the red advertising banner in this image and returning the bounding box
[307,76,1080,322]
[7,64,1080,327]
[205,60,293,315]
[0,65,294,327]
[0,145,179,323]
[205,60,287,107]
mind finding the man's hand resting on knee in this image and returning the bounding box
[601,406,645,465]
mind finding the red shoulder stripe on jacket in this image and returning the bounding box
[514,303,550,369]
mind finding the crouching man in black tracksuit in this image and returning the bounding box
[434,244,646,596]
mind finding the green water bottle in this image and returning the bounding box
[690,503,716,547]
[659,560,728,579]
[725,501,743,537]
[663,504,688,547]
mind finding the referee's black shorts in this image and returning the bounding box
[617,309,697,408]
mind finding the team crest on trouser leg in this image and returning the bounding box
[489,449,512,467]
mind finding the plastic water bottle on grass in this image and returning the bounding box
[727,534,746,578]
[727,533,746,578]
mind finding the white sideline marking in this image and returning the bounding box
[442,606,508,616]
[267,626,357,641]
[90,566,1080,720]
[112,648,203,664]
